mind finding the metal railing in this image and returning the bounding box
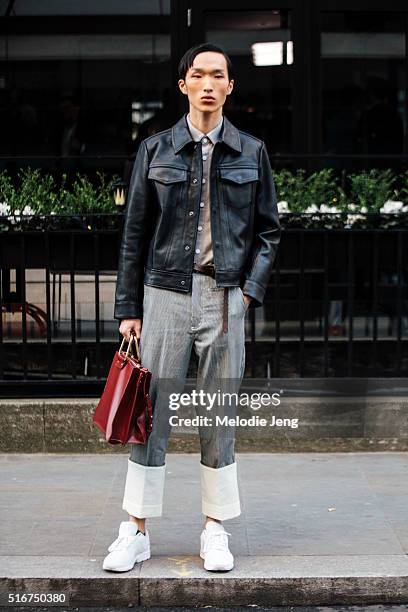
[0,214,407,396]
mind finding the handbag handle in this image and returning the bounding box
[118,333,141,362]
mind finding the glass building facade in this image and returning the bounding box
[1,0,407,175]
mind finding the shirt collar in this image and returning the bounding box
[171,113,242,154]
[186,113,224,145]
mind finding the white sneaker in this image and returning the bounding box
[200,520,234,571]
[102,521,150,572]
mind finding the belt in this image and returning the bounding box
[193,263,215,278]
[192,263,229,333]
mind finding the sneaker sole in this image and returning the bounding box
[199,552,234,571]
[102,549,151,572]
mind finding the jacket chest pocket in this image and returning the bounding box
[219,167,259,209]
[148,165,188,208]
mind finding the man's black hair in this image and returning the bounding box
[178,43,234,81]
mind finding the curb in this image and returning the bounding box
[2,555,408,607]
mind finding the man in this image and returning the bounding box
[103,43,280,573]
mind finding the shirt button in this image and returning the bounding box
[184,245,190,251]
[189,211,194,216]
[202,137,208,144]
[202,155,208,161]
[192,178,198,184]
[180,280,185,285]
[200,202,204,208]
[202,178,206,184]
[198,225,203,231]
[195,248,200,254]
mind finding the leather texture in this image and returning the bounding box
[114,112,281,320]
[93,337,153,445]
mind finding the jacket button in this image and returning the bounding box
[189,211,194,216]
[184,245,190,250]
[192,178,198,184]
[180,280,186,285]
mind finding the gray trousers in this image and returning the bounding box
[122,273,247,520]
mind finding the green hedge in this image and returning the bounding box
[0,169,119,216]
[1,167,408,230]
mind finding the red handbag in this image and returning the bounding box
[93,334,154,445]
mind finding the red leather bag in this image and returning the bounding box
[93,334,154,445]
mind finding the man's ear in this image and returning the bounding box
[178,79,188,96]
[227,79,234,96]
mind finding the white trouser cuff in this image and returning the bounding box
[200,460,241,520]
[122,458,166,518]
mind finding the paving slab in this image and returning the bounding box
[1,453,408,606]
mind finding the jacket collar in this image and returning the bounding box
[172,112,242,154]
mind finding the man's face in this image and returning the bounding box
[178,51,234,114]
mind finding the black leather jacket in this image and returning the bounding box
[114,113,281,320]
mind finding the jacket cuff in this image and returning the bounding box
[242,279,265,308]
[114,301,143,321]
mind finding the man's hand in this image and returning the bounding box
[243,294,252,310]
[119,318,142,341]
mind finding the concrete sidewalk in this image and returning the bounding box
[1,452,408,607]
